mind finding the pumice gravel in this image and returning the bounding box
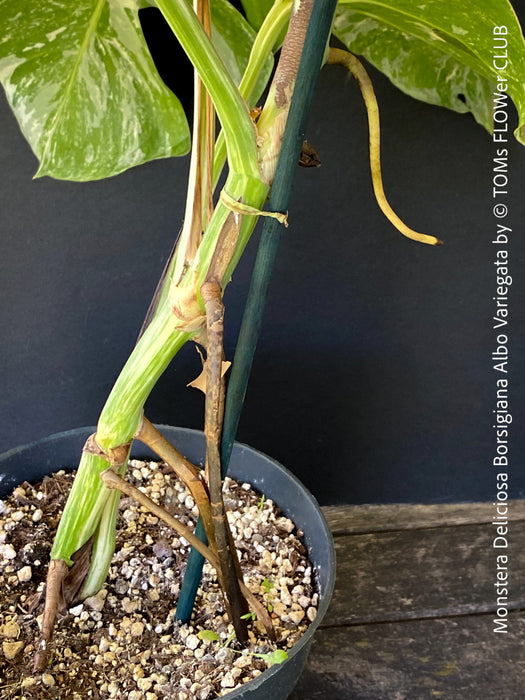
[0,459,318,699]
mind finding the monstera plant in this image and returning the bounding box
[1,0,524,676]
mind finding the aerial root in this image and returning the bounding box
[327,47,442,247]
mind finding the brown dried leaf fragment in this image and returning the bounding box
[188,357,232,394]
[62,537,94,607]
[299,140,321,168]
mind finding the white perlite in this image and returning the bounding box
[0,543,16,560]
[16,565,32,582]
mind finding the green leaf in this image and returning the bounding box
[0,0,190,181]
[240,0,276,30]
[261,578,274,593]
[258,649,289,664]
[211,0,273,98]
[334,0,525,144]
[197,629,220,642]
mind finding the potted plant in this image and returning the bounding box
[0,0,524,697]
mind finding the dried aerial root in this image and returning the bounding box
[327,47,442,246]
[135,418,214,544]
[33,560,67,671]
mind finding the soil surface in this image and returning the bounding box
[0,460,318,699]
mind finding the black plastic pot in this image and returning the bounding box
[0,426,336,699]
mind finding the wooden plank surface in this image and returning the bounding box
[324,520,525,625]
[323,500,525,534]
[290,502,525,698]
[290,613,525,699]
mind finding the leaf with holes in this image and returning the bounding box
[334,0,525,144]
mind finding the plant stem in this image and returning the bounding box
[100,468,214,562]
[80,485,121,598]
[256,0,318,183]
[212,0,292,186]
[50,448,116,564]
[49,0,270,583]
[99,468,274,638]
[144,1,293,327]
[172,0,215,287]
[135,418,215,547]
[43,0,332,656]
[155,0,259,179]
[176,0,338,622]
[33,560,67,671]
[97,307,192,449]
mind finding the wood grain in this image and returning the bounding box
[322,500,525,534]
[291,614,525,699]
[290,501,525,698]
[325,520,525,625]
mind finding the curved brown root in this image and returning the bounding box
[33,559,67,672]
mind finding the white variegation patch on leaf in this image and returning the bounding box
[334,0,525,145]
[333,13,494,132]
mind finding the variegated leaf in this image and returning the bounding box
[334,0,525,144]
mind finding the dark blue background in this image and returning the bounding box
[1,7,524,505]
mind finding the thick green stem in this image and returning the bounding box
[51,140,267,585]
[150,1,292,320]
[80,485,122,598]
[241,0,292,100]
[96,307,191,449]
[50,309,190,572]
[50,450,112,564]
[45,0,311,650]
[139,3,294,330]
[196,173,268,281]
[212,0,292,186]
[155,0,260,179]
